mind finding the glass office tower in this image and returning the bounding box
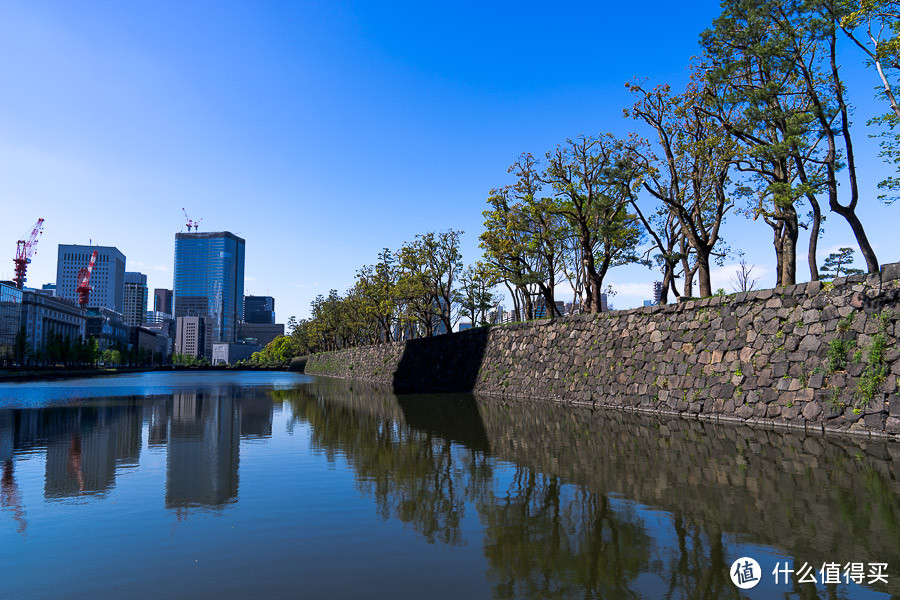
[0,281,23,366]
[173,232,245,358]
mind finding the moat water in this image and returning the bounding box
[0,371,897,599]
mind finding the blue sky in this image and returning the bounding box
[0,0,896,320]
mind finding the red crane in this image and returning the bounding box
[12,218,45,289]
[75,250,98,307]
[182,208,203,232]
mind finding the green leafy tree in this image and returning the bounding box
[543,134,645,313]
[626,74,738,298]
[356,248,400,343]
[820,247,865,280]
[458,261,502,326]
[701,2,826,285]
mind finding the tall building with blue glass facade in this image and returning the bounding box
[173,232,245,358]
[0,281,23,366]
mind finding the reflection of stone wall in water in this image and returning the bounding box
[276,380,900,597]
[474,396,900,581]
[302,267,900,438]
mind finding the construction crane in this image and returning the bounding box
[12,218,45,289]
[75,250,98,307]
[182,208,204,232]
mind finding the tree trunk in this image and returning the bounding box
[807,195,821,282]
[696,249,712,298]
[782,205,798,286]
[832,203,880,273]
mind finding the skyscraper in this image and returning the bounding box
[123,272,148,327]
[173,232,245,357]
[153,288,173,315]
[56,245,126,313]
[243,295,275,324]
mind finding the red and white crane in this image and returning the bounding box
[12,218,45,289]
[76,250,98,307]
[182,208,203,232]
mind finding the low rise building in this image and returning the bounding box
[212,341,261,365]
[85,308,130,352]
[237,322,284,348]
[140,321,174,360]
[20,290,87,361]
[130,326,166,363]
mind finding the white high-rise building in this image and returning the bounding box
[175,316,206,358]
[56,245,126,313]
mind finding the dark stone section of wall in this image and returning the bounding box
[303,263,900,439]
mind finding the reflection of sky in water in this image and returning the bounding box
[0,371,306,407]
[0,374,895,599]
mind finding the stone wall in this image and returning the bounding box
[298,263,900,439]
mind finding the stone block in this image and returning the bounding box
[802,401,821,421]
[782,405,802,420]
[890,395,900,417]
[886,416,900,434]
[864,413,886,430]
[882,262,900,282]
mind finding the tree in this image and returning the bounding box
[626,75,737,298]
[458,262,502,327]
[731,259,761,292]
[820,247,865,279]
[701,2,826,285]
[837,0,900,119]
[13,325,26,366]
[543,134,644,313]
[481,155,569,319]
[793,0,880,272]
[396,230,463,335]
[356,249,400,343]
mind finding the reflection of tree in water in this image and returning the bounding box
[1,459,27,535]
[657,519,739,600]
[274,383,896,599]
[477,469,652,600]
[279,387,492,545]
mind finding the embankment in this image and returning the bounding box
[296,264,900,438]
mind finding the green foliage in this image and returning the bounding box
[820,248,864,281]
[172,353,210,367]
[855,313,893,404]
[248,335,301,366]
[838,312,856,333]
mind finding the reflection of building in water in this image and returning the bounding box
[147,399,168,447]
[114,404,142,468]
[240,396,273,439]
[166,394,240,509]
[45,427,117,498]
[0,412,13,464]
[43,405,143,499]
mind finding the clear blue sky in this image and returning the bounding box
[0,0,896,319]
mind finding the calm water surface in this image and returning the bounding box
[0,371,897,599]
